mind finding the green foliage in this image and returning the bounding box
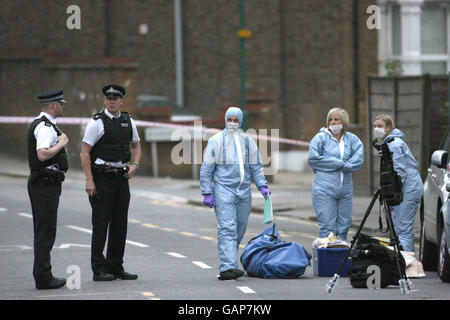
[385,60,403,76]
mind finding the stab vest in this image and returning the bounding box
[90,111,133,164]
[27,116,68,173]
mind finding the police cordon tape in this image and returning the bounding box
[0,116,310,147]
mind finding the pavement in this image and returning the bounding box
[0,152,421,242]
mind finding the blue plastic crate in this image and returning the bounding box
[312,247,352,277]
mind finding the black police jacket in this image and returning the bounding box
[27,116,69,173]
[90,111,133,164]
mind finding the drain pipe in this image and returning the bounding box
[174,0,184,107]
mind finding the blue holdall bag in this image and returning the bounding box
[240,224,312,279]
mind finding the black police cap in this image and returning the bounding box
[37,88,66,103]
[102,85,126,98]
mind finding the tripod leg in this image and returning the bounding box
[382,203,416,294]
[326,190,380,293]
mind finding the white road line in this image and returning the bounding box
[66,225,92,234]
[0,245,32,250]
[166,252,186,259]
[192,261,212,269]
[0,208,7,212]
[17,213,32,219]
[58,243,91,249]
[125,240,149,248]
[66,225,149,248]
[237,286,256,294]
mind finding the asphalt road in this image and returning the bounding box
[0,175,449,303]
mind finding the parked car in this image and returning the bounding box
[419,127,449,282]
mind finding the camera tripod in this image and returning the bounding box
[326,189,416,294]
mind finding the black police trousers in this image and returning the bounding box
[89,173,130,274]
[27,176,62,284]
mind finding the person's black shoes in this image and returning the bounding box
[93,272,115,281]
[113,271,138,280]
[218,269,245,280]
[36,277,66,290]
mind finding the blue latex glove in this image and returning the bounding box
[203,194,215,208]
[259,186,271,199]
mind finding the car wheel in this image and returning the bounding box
[437,223,450,282]
[419,203,438,271]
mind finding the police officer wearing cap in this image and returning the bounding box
[80,84,141,281]
[27,88,69,289]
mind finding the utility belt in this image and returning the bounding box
[92,164,129,176]
[30,166,65,186]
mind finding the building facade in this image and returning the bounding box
[378,0,450,75]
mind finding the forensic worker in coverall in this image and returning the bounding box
[308,107,364,241]
[200,106,271,280]
[373,114,423,253]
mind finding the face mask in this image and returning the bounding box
[329,124,343,135]
[227,122,239,130]
[373,127,385,140]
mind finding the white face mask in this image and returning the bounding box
[227,122,239,130]
[329,124,343,135]
[373,127,385,140]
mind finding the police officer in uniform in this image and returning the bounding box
[80,84,141,281]
[27,88,69,289]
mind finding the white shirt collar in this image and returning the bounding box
[104,108,121,119]
[38,112,56,124]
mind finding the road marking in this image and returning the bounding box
[58,243,90,249]
[0,208,7,212]
[37,291,144,298]
[125,240,149,248]
[0,245,32,250]
[141,291,155,297]
[66,225,149,248]
[180,231,197,237]
[160,227,177,232]
[142,223,158,229]
[237,286,256,294]
[17,212,32,219]
[166,252,186,258]
[199,235,215,241]
[66,225,92,234]
[192,261,212,269]
[134,217,317,247]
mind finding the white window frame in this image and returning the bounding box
[379,0,449,74]
[419,1,449,73]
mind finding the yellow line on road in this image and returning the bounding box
[37,291,143,298]
[180,231,198,237]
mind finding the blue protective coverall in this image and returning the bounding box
[200,109,268,272]
[308,127,364,240]
[385,129,423,252]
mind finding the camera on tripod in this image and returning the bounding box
[372,137,403,206]
[327,136,413,295]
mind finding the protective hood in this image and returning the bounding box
[385,128,405,140]
[224,107,243,127]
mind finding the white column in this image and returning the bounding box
[397,0,424,75]
[377,0,389,75]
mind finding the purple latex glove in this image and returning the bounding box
[203,194,215,208]
[259,186,271,199]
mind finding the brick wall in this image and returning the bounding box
[0,0,379,184]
